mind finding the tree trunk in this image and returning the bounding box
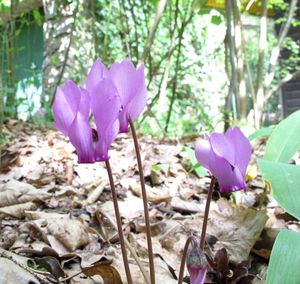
[5,3,16,117]
[232,0,247,120]
[43,0,79,106]
[141,0,168,63]
[224,0,237,131]
[255,0,267,128]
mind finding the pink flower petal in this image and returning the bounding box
[109,60,147,132]
[208,149,247,192]
[68,112,95,163]
[86,58,108,93]
[125,63,147,122]
[53,80,82,136]
[225,127,251,175]
[209,133,235,166]
[90,78,121,161]
[195,139,211,169]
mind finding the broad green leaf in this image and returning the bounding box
[264,110,300,162]
[257,158,300,220]
[248,126,274,141]
[183,146,207,177]
[267,229,300,284]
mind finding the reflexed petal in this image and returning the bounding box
[125,63,148,122]
[109,59,137,107]
[68,112,94,163]
[78,87,90,117]
[86,58,108,93]
[209,133,235,166]
[208,149,247,193]
[90,78,121,161]
[225,127,251,175]
[195,140,211,169]
[53,80,82,135]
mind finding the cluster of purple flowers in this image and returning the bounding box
[53,58,252,284]
[53,59,147,163]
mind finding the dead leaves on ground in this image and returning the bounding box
[0,120,283,283]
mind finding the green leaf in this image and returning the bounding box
[267,229,300,284]
[211,15,222,25]
[152,163,169,174]
[183,146,207,177]
[248,126,274,141]
[257,158,300,220]
[264,110,300,162]
[33,9,43,26]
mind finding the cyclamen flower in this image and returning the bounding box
[109,60,147,133]
[195,127,251,193]
[53,79,121,163]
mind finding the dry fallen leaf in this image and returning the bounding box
[122,178,172,204]
[24,211,95,253]
[83,263,123,284]
[0,180,50,207]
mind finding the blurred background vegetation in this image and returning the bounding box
[0,0,299,140]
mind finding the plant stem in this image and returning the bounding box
[177,235,194,284]
[99,210,151,284]
[129,117,155,284]
[105,160,133,284]
[200,176,215,250]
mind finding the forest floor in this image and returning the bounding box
[0,120,299,283]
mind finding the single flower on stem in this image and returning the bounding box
[109,59,155,283]
[109,59,147,133]
[53,80,94,163]
[194,127,251,255]
[195,127,251,193]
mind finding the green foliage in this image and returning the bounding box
[264,110,300,162]
[248,126,274,141]
[257,111,300,283]
[182,146,207,177]
[267,230,300,284]
[258,159,300,220]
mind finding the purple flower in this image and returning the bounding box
[187,239,208,284]
[90,78,121,161]
[195,127,251,193]
[109,59,147,133]
[53,80,95,163]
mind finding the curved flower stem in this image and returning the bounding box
[177,236,194,284]
[200,176,215,250]
[129,117,155,284]
[105,160,133,284]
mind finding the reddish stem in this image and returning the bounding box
[200,176,215,250]
[177,236,194,284]
[129,117,155,284]
[105,160,133,284]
